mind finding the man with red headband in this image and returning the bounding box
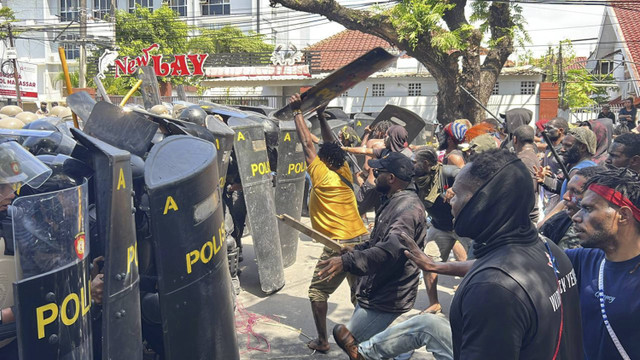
[569,168,640,359]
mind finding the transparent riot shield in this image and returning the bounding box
[12,182,92,360]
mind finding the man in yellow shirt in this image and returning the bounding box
[289,94,368,353]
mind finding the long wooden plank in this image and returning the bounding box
[276,214,342,252]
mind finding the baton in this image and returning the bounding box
[458,85,503,124]
[541,130,571,182]
[333,130,363,174]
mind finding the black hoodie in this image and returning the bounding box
[449,159,583,360]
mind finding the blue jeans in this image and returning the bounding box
[358,314,454,360]
[346,304,402,343]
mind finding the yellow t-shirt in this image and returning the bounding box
[307,156,368,240]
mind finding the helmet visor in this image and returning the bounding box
[0,142,52,191]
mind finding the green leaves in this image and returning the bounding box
[391,0,456,51]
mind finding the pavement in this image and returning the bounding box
[235,216,461,359]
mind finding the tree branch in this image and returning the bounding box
[442,0,468,31]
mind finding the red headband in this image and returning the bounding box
[588,183,640,222]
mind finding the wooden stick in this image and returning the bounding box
[120,79,143,107]
[276,214,342,252]
[58,47,80,128]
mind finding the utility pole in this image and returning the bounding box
[79,0,87,88]
[110,0,117,48]
[558,42,565,109]
[7,24,22,107]
[256,0,261,33]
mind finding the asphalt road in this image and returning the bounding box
[234,216,461,359]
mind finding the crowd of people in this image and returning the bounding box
[289,93,640,360]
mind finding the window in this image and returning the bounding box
[372,83,385,97]
[520,81,536,95]
[408,83,421,96]
[60,35,80,60]
[60,0,79,22]
[129,0,154,12]
[202,0,230,16]
[168,0,187,17]
[492,82,499,95]
[93,0,111,19]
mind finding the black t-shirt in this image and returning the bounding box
[450,239,583,360]
[597,112,616,123]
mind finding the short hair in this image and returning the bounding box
[513,125,534,144]
[414,147,438,165]
[467,149,519,188]
[549,117,569,132]
[602,104,610,109]
[584,167,640,213]
[317,142,346,169]
[613,133,640,158]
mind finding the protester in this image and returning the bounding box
[438,122,466,168]
[413,148,469,315]
[537,127,597,200]
[512,125,541,222]
[500,108,532,152]
[338,125,361,147]
[580,119,613,165]
[597,104,616,123]
[289,94,369,353]
[618,97,637,128]
[606,132,640,173]
[569,168,640,359]
[333,149,583,360]
[321,152,426,345]
[539,117,569,211]
[539,166,601,249]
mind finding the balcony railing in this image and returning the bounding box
[204,50,320,73]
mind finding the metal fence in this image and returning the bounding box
[108,95,289,108]
[569,104,623,124]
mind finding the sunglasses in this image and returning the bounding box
[373,169,390,178]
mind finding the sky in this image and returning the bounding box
[302,3,607,58]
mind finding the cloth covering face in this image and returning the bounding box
[386,125,409,152]
[454,159,538,259]
[589,118,613,164]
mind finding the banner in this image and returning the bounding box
[0,62,38,99]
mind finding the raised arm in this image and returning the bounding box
[342,146,375,156]
[317,105,335,144]
[289,94,316,165]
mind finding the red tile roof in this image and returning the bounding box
[613,5,640,80]
[306,30,395,72]
[566,56,587,70]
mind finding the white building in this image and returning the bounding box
[201,30,545,121]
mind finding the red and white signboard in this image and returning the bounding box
[0,62,38,99]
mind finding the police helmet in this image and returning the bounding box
[0,105,23,117]
[0,141,51,188]
[0,117,25,129]
[22,132,76,156]
[179,105,207,127]
[150,104,169,116]
[15,112,39,124]
[22,119,59,132]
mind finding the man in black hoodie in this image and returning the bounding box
[334,149,583,360]
[319,152,427,344]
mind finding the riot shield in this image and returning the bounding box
[205,115,235,189]
[274,121,306,267]
[67,91,96,124]
[72,129,143,360]
[273,47,402,120]
[370,105,426,144]
[353,113,375,138]
[12,182,93,360]
[83,102,159,157]
[137,66,162,110]
[228,118,285,293]
[145,136,238,360]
